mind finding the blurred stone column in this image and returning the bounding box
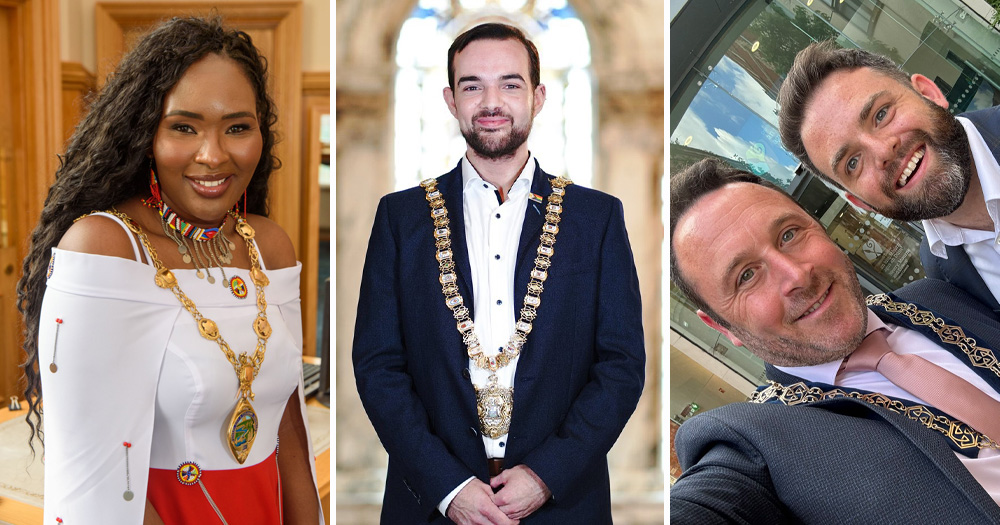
[595,85,665,509]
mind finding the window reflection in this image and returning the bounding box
[670,64,797,188]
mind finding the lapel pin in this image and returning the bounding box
[528,193,543,204]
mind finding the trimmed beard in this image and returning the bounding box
[874,99,973,222]
[462,109,532,160]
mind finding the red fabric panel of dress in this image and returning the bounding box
[147,451,281,523]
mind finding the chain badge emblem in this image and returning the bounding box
[475,376,513,439]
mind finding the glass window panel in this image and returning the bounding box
[669,282,767,385]
[670,67,797,188]
[825,201,925,291]
[742,2,839,80]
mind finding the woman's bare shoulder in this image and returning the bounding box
[244,214,296,270]
[57,213,139,261]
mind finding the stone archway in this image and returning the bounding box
[335,2,664,521]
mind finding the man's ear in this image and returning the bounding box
[443,87,459,118]
[533,83,546,116]
[697,310,744,347]
[911,73,949,109]
[845,193,874,211]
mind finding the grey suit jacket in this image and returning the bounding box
[670,279,1000,524]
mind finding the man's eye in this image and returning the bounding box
[738,268,755,284]
[846,157,858,172]
[875,107,887,123]
[781,229,796,243]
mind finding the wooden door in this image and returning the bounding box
[0,0,61,401]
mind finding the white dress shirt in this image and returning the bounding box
[923,116,1000,305]
[777,309,1000,505]
[438,154,537,515]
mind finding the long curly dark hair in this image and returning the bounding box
[16,16,280,452]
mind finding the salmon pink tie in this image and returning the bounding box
[837,328,1000,442]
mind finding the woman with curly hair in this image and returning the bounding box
[18,16,321,523]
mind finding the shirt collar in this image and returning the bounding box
[461,153,536,193]
[774,309,890,385]
[923,116,1000,258]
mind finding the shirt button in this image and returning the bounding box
[495,213,501,219]
[499,442,505,448]
[495,254,501,260]
[483,184,488,189]
[496,299,502,305]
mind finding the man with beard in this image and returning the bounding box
[353,23,645,524]
[670,158,1000,523]
[777,41,1000,315]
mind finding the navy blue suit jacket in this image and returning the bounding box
[919,105,1000,317]
[353,161,645,523]
[671,279,1000,524]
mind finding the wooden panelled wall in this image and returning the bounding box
[0,0,61,402]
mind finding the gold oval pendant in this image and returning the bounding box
[227,397,258,464]
[475,382,513,439]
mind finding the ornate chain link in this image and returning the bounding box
[419,176,571,372]
[867,294,1000,378]
[751,381,999,450]
[750,295,1000,450]
[104,209,270,396]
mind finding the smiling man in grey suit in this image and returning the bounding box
[670,158,1000,524]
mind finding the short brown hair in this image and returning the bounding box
[447,22,540,91]
[670,159,811,327]
[778,40,911,187]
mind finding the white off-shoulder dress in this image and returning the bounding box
[38,212,320,524]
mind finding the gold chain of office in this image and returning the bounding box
[420,176,571,373]
[751,294,1000,451]
[750,381,999,450]
[103,208,271,464]
[421,176,571,439]
[866,294,1000,379]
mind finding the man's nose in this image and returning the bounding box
[863,131,901,170]
[773,252,811,296]
[481,85,501,109]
